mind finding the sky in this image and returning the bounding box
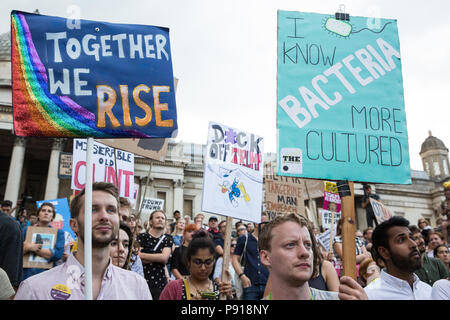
[1,0,449,171]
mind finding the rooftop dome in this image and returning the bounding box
[420,131,448,154]
[0,32,11,61]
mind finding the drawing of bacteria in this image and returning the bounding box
[325,17,352,37]
[324,16,392,38]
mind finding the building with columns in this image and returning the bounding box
[1,30,449,230]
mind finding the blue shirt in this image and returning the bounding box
[233,234,268,286]
[172,234,183,247]
[214,237,224,250]
[22,226,65,281]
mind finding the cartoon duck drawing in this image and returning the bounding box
[220,177,250,208]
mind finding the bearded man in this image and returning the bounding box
[365,216,432,299]
[15,182,151,300]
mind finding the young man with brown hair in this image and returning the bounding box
[15,182,151,300]
[258,213,367,300]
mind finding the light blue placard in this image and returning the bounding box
[277,10,411,184]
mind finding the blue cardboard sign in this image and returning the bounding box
[277,10,411,184]
[36,198,75,240]
[12,10,177,138]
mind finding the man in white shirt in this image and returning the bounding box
[365,216,432,300]
[431,279,450,300]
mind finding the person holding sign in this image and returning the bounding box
[15,183,151,300]
[361,185,381,228]
[159,230,232,300]
[258,214,367,300]
[22,203,65,281]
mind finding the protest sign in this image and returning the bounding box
[370,197,393,224]
[320,209,342,230]
[58,153,72,179]
[23,227,58,269]
[139,197,165,224]
[302,179,324,200]
[323,181,341,212]
[141,197,165,213]
[277,10,411,184]
[97,138,168,162]
[71,139,134,199]
[96,78,178,161]
[36,198,75,240]
[264,161,305,220]
[317,228,336,252]
[11,10,177,138]
[202,122,264,223]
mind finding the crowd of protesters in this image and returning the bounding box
[0,182,449,300]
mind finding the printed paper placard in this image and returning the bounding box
[277,10,411,184]
[202,122,264,223]
[11,10,177,138]
[71,139,134,199]
[141,197,165,213]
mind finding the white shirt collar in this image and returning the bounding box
[380,268,421,290]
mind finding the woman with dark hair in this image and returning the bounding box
[22,202,65,280]
[308,246,340,292]
[332,218,371,277]
[159,229,232,300]
[433,244,450,271]
[171,223,198,279]
[109,222,133,270]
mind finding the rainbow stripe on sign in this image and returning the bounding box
[11,12,151,138]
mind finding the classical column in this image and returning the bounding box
[4,137,27,209]
[44,138,66,200]
[173,179,184,216]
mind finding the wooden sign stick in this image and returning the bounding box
[126,162,152,268]
[328,209,336,254]
[338,180,357,280]
[220,216,233,300]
